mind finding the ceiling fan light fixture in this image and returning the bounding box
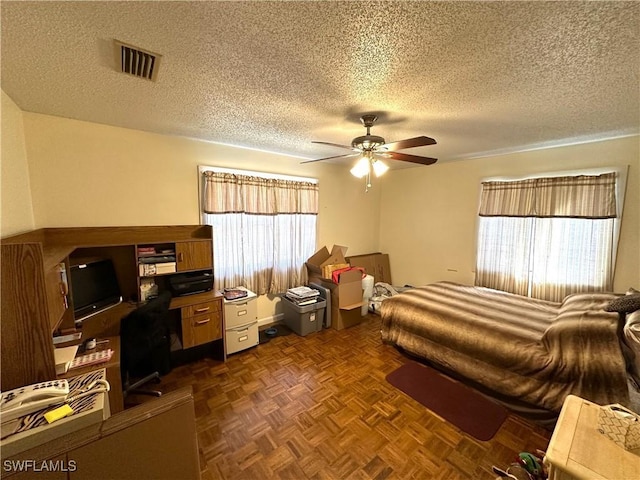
[372,159,389,177]
[350,156,370,178]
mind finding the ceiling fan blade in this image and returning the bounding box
[312,141,356,151]
[301,152,361,164]
[381,136,437,151]
[386,151,438,165]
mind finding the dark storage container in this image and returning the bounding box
[282,296,327,336]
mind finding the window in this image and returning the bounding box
[201,168,318,295]
[475,170,624,302]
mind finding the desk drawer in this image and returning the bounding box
[181,300,220,319]
[181,311,222,349]
[224,298,257,329]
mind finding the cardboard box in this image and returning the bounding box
[345,252,392,285]
[306,245,348,280]
[330,303,362,330]
[306,245,364,330]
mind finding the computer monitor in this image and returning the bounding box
[70,258,122,324]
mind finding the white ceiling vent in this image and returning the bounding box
[114,40,161,81]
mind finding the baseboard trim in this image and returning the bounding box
[258,314,283,328]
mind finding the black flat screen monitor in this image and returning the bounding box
[70,259,122,324]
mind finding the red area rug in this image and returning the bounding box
[386,361,508,441]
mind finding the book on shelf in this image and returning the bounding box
[155,262,176,274]
[139,262,177,276]
[138,255,176,264]
[137,247,156,256]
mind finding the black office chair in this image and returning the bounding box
[120,291,173,398]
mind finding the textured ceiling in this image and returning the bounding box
[1,1,639,168]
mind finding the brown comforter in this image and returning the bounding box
[380,281,629,413]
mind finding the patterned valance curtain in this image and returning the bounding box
[476,172,618,301]
[479,172,617,218]
[201,170,318,295]
[203,171,318,215]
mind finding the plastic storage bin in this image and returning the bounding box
[282,296,327,336]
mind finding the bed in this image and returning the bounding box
[380,281,631,416]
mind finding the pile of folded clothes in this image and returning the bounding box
[285,286,320,306]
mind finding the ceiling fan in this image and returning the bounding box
[302,114,437,191]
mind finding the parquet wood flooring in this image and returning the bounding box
[160,315,551,479]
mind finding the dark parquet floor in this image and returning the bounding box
[159,315,551,479]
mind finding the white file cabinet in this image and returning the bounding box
[223,288,258,355]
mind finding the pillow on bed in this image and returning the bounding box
[560,291,620,315]
[605,292,640,314]
[623,310,640,379]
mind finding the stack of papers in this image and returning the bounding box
[285,286,320,306]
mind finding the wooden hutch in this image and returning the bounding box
[1,225,224,411]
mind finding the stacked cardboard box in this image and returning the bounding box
[345,252,392,285]
[305,245,363,330]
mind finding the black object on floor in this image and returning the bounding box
[259,325,293,344]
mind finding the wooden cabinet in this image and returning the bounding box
[0,243,57,390]
[1,225,223,392]
[176,241,212,272]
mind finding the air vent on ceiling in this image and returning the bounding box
[114,40,161,81]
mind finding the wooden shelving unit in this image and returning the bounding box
[1,225,224,393]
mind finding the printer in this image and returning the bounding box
[168,271,214,297]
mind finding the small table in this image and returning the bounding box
[59,336,123,414]
[544,395,640,480]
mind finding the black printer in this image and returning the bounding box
[168,271,214,297]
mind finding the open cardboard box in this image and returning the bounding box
[345,252,392,285]
[306,245,364,330]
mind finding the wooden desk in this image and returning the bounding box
[59,336,123,414]
[55,293,224,416]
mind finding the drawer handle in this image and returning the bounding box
[237,310,247,316]
[194,307,210,313]
[195,318,210,325]
[238,335,248,342]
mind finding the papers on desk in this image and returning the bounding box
[54,345,79,375]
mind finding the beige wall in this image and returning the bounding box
[20,111,381,320]
[6,98,639,321]
[1,90,35,236]
[22,112,380,250]
[379,136,640,292]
